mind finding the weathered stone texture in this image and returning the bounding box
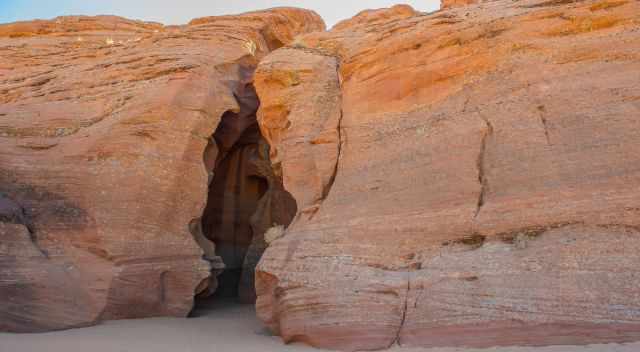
[255,0,640,350]
[0,9,323,332]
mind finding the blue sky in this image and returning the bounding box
[0,0,441,27]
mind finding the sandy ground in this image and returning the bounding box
[1,300,639,352]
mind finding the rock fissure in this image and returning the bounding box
[389,273,411,349]
[316,64,344,209]
[474,114,493,220]
[537,105,552,146]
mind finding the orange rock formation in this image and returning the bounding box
[254,0,640,350]
[2,1,640,351]
[0,9,322,332]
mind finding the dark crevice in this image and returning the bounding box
[191,68,297,313]
[537,105,552,146]
[474,115,493,220]
[320,105,343,203]
[389,274,411,349]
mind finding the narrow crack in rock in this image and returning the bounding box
[537,105,552,146]
[26,225,48,258]
[474,114,493,220]
[390,272,411,349]
[310,58,344,219]
[320,107,343,201]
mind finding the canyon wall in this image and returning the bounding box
[2,0,640,349]
[0,10,323,332]
[254,0,640,350]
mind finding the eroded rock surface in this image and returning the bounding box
[0,9,323,332]
[441,0,482,9]
[254,0,640,350]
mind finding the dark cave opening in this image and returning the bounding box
[191,79,296,312]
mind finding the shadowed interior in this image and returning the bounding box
[192,77,297,309]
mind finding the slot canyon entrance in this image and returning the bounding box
[190,72,296,311]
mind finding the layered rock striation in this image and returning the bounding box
[0,9,322,332]
[254,0,640,350]
[2,0,640,349]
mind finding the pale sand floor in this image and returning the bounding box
[1,299,638,352]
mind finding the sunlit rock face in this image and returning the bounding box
[0,9,323,332]
[3,0,640,349]
[441,0,481,9]
[254,0,640,350]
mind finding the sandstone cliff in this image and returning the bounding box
[2,0,640,349]
[0,9,322,332]
[254,0,640,350]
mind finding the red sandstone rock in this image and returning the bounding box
[254,0,640,350]
[441,0,482,9]
[0,9,323,332]
[255,47,342,219]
